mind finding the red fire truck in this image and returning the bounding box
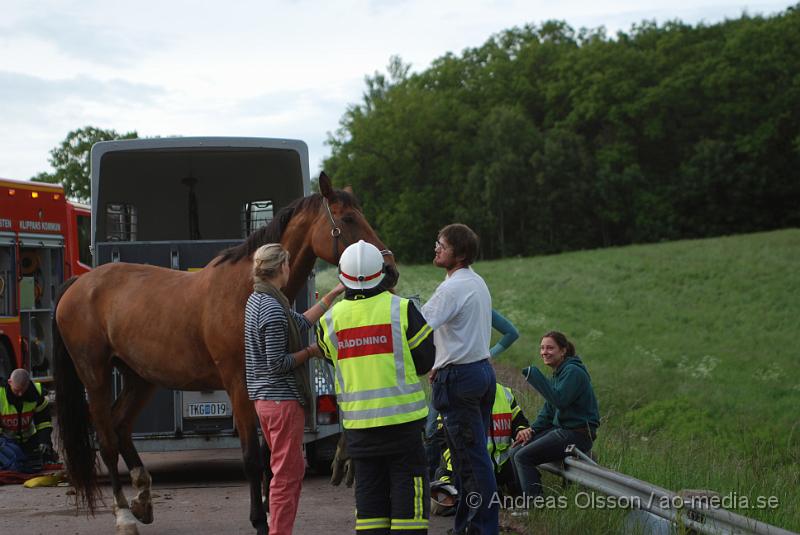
[0,177,91,383]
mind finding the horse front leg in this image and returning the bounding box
[233,393,268,535]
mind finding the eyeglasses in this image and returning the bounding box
[434,240,450,251]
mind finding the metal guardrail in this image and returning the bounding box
[540,445,797,535]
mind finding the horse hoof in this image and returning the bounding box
[115,519,139,535]
[130,498,154,524]
[115,507,140,535]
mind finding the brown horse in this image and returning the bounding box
[53,173,396,535]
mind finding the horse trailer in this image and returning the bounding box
[89,137,340,467]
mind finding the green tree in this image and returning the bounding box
[32,126,138,201]
[325,6,800,261]
[463,104,541,258]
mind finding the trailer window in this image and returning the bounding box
[77,214,91,265]
[106,203,138,241]
[242,200,273,237]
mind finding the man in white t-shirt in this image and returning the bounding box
[422,224,498,535]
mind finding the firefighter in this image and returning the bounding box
[0,369,57,466]
[430,382,529,516]
[317,240,435,534]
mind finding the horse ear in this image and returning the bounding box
[319,172,335,201]
[343,185,354,195]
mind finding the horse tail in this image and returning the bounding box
[53,276,100,514]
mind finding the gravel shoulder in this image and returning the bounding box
[1,448,455,535]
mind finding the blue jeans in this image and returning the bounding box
[432,359,497,535]
[510,428,593,499]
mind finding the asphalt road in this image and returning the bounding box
[0,448,457,535]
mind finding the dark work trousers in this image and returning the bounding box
[424,405,442,480]
[495,458,520,497]
[353,442,430,534]
[433,359,498,535]
[510,428,593,499]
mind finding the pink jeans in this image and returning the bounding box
[254,400,305,535]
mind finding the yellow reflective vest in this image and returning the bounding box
[488,384,515,466]
[0,382,52,443]
[440,384,520,481]
[319,292,428,429]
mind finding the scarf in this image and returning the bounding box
[253,279,313,410]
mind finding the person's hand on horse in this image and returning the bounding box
[332,282,346,296]
[381,264,400,290]
[330,433,354,487]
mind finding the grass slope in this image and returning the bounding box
[317,229,800,533]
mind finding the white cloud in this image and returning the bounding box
[0,0,791,179]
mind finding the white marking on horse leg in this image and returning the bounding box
[114,493,138,535]
[115,507,139,535]
[129,466,154,524]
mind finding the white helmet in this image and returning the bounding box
[338,240,385,290]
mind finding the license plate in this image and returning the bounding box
[184,402,229,418]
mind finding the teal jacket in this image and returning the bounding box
[523,356,600,433]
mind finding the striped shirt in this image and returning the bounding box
[244,292,311,403]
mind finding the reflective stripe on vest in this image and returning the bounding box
[0,382,46,442]
[488,385,514,466]
[322,293,427,429]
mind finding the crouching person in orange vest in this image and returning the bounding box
[317,240,435,534]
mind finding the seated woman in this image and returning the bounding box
[511,331,600,498]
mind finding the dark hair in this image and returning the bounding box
[438,223,479,266]
[541,331,576,357]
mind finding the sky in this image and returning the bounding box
[0,0,792,182]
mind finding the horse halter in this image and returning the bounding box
[322,198,393,263]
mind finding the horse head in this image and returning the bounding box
[311,172,399,290]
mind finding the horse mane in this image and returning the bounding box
[213,189,360,265]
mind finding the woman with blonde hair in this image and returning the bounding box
[244,243,344,535]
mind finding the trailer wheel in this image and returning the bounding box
[0,341,14,382]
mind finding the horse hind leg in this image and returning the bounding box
[128,467,153,525]
[112,366,157,525]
